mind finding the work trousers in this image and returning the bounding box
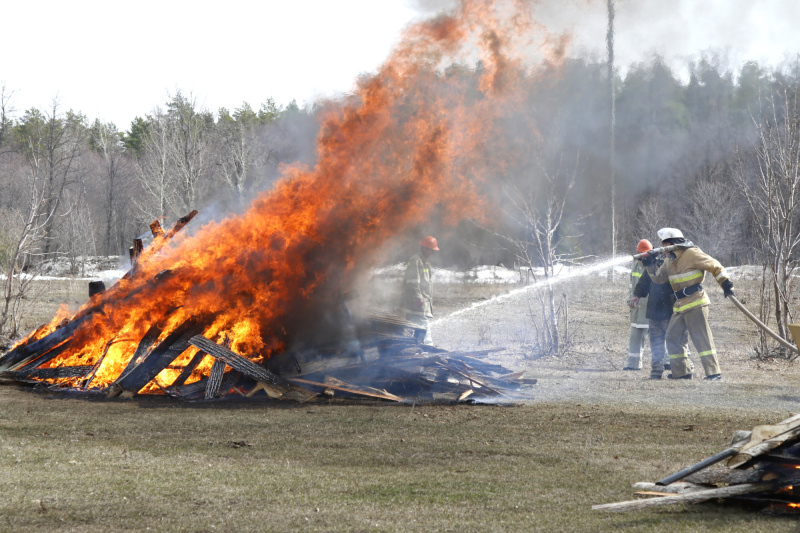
[649,318,670,374]
[666,306,721,378]
[406,313,433,345]
[626,326,648,369]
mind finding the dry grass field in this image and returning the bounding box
[2,270,800,532]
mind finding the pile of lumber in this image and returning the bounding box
[593,413,800,515]
[1,330,535,404]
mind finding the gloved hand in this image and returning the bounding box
[640,252,655,267]
[721,279,735,298]
[629,296,640,309]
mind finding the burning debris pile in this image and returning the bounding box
[0,2,549,404]
[0,213,535,403]
[593,413,800,515]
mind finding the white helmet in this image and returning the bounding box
[657,227,684,241]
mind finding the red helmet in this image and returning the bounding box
[420,236,439,251]
[637,239,653,253]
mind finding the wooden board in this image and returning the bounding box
[289,377,403,402]
[189,335,317,402]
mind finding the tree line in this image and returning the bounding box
[1,55,799,345]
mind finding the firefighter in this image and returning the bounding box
[631,255,677,379]
[624,239,652,370]
[402,236,439,345]
[641,228,734,381]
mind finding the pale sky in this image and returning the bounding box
[3,0,800,129]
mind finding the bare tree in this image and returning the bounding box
[734,86,800,354]
[633,195,670,243]
[497,143,581,356]
[0,153,62,341]
[134,109,176,224]
[90,121,123,254]
[14,100,87,256]
[167,92,213,213]
[0,83,14,150]
[680,180,745,264]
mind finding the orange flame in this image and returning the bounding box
[17,0,566,392]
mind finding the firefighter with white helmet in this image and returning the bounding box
[402,236,439,345]
[623,239,652,370]
[641,227,735,381]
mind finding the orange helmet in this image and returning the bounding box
[637,239,653,253]
[420,236,439,251]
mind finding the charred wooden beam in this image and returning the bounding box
[169,350,207,389]
[188,335,316,402]
[164,210,198,241]
[113,323,164,385]
[108,319,207,398]
[0,313,93,371]
[656,447,740,486]
[205,359,227,399]
[172,370,240,400]
[2,366,93,381]
[150,220,165,239]
[88,281,106,298]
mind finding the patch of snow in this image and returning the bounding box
[0,256,126,282]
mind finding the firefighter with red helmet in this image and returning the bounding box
[402,236,439,345]
[641,228,734,381]
[624,239,652,370]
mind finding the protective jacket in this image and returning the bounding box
[402,253,433,318]
[629,260,649,326]
[648,245,729,315]
[633,269,674,321]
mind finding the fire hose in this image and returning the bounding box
[728,295,799,355]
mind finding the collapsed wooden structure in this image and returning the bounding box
[0,318,535,404]
[593,413,800,515]
[0,211,535,404]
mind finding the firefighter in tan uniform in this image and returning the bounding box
[624,239,652,370]
[402,236,439,345]
[642,228,735,381]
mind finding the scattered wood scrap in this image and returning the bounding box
[593,413,800,515]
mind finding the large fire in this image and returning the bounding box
[7,0,565,392]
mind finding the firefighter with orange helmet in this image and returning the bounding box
[624,239,652,370]
[402,236,439,345]
[642,227,734,381]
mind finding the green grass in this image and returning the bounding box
[0,389,797,532]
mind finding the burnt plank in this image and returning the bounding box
[188,335,316,402]
[110,319,207,396]
[115,323,164,383]
[0,313,93,371]
[164,210,198,240]
[170,350,208,388]
[289,377,403,402]
[205,359,227,399]
[4,366,93,381]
